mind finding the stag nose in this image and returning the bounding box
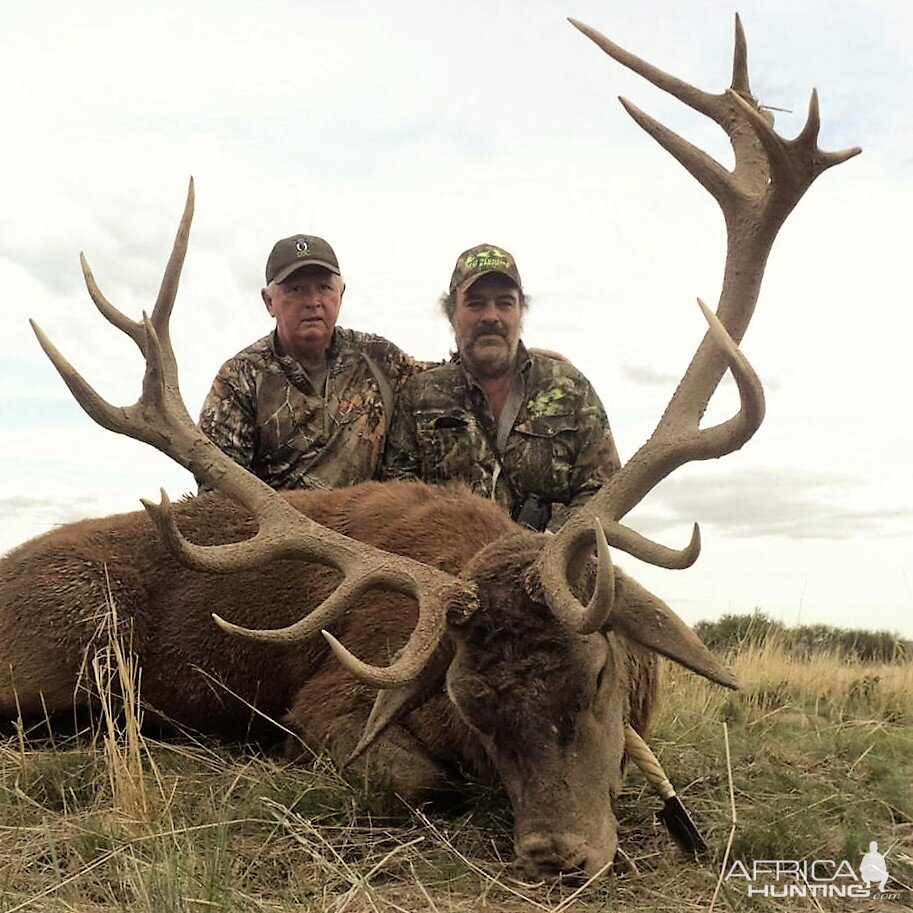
[513,833,591,881]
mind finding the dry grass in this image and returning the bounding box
[1,603,911,912]
[654,631,913,744]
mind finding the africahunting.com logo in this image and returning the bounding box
[725,839,909,901]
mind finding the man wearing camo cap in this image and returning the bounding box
[199,234,421,490]
[383,244,620,530]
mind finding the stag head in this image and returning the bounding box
[31,16,857,881]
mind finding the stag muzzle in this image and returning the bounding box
[513,817,618,881]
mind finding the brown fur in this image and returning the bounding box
[0,479,657,876]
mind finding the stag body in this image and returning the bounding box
[0,480,654,876]
[0,482,500,744]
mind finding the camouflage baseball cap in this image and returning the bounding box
[449,244,522,294]
[266,235,341,284]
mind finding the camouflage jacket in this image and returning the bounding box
[199,327,421,490]
[383,343,620,528]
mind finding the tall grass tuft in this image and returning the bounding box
[87,569,151,825]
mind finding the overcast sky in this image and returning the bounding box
[2,0,911,638]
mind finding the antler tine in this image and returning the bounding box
[536,519,616,634]
[538,16,859,628]
[80,253,148,353]
[568,17,718,120]
[149,177,194,366]
[731,14,750,97]
[793,90,862,168]
[322,617,446,688]
[34,183,479,689]
[691,298,765,458]
[76,179,195,364]
[796,89,863,166]
[211,560,462,688]
[30,319,135,435]
[619,97,734,206]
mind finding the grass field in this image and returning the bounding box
[1,616,911,912]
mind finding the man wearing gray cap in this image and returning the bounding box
[383,244,620,531]
[199,234,420,490]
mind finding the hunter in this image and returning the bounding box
[199,234,421,490]
[383,244,620,530]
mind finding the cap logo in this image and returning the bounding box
[461,247,512,273]
[295,238,309,258]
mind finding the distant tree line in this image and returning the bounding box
[693,611,911,663]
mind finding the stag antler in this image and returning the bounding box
[31,180,478,688]
[538,16,860,633]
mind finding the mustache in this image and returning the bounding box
[472,323,508,341]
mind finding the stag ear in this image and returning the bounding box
[344,643,454,766]
[611,569,738,690]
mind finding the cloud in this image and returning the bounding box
[1,494,94,514]
[627,468,913,541]
[620,364,681,386]
[0,494,101,555]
